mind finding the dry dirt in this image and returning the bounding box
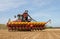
[0,29,60,39]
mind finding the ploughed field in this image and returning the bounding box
[0,29,60,39]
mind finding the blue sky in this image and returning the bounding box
[0,0,60,27]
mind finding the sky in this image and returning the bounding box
[0,0,60,27]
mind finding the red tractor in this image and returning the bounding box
[7,10,51,31]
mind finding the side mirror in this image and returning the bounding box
[14,15,16,18]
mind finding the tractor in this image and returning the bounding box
[7,10,51,31]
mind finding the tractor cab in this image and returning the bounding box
[15,10,32,22]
